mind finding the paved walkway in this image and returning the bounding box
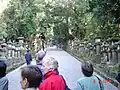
[7,47,118,90]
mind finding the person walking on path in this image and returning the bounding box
[0,60,8,90]
[25,49,32,65]
[75,61,104,90]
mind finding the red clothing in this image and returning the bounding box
[39,70,66,90]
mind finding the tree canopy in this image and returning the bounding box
[0,0,119,43]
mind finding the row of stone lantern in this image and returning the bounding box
[68,37,120,65]
[70,37,120,66]
[86,39,120,65]
[7,43,22,58]
[0,37,26,60]
[0,43,25,60]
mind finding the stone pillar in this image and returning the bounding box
[12,49,14,57]
[14,50,16,57]
[93,54,101,64]
[0,48,5,59]
[15,46,19,58]
[10,49,12,57]
[102,50,108,62]
[14,50,17,57]
[8,49,11,57]
[107,47,112,62]
[95,38,101,53]
[111,45,118,65]
[93,42,101,64]
[0,43,7,60]
[79,43,84,54]
[16,50,18,57]
[96,43,101,54]
[89,45,94,57]
[102,44,109,62]
[17,37,24,46]
[8,44,13,58]
[117,45,120,63]
[18,50,20,57]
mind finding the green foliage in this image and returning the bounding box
[89,0,120,24]
[0,0,37,41]
[0,0,119,43]
[89,0,120,39]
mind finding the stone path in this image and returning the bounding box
[7,47,118,90]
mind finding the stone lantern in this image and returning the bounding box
[17,37,24,46]
[7,42,12,58]
[79,42,84,53]
[93,37,102,64]
[101,43,109,63]
[95,37,101,54]
[0,43,7,60]
[111,43,118,65]
[116,41,120,63]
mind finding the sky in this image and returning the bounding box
[0,0,10,14]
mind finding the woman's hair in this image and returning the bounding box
[0,60,7,77]
[21,65,42,88]
[81,61,93,77]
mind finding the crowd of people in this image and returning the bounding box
[0,48,120,90]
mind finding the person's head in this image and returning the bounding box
[41,56,58,75]
[26,49,30,52]
[20,65,42,89]
[0,60,7,78]
[37,50,46,61]
[81,61,93,77]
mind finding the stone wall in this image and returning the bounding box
[0,39,26,73]
[65,39,120,86]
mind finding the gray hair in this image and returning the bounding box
[43,56,59,70]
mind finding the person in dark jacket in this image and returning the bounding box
[39,56,66,90]
[25,49,32,65]
[0,60,8,90]
[116,73,120,89]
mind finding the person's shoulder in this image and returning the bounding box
[77,76,93,84]
[41,75,61,85]
[0,76,8,80]
[39,79,52,89]
[26,88,38,90]
[77,77,86,82]
[50,75,63,81]
[77,76,97,85]
[25,52,28,55]
[0,76,8,83]
[40,75,64,89]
